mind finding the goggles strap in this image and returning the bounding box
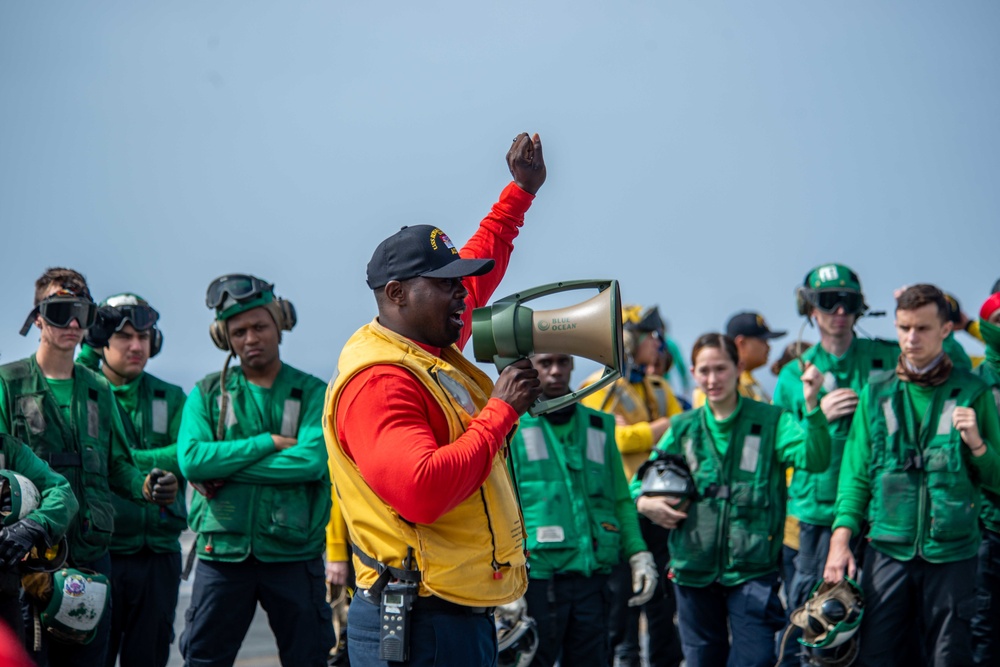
[19,308,40,336]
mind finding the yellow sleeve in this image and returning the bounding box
[691,389,706,409]
[969,320,983,342]
[326,466,349,562]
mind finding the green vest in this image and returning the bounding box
[0,356,126,564]
[187,365,331,562]
[779,338,899,526]
[973,362,1000,533]
[865,370,987,562]
[667,400,784,587]
[511,408,634,578]
[109,372,188,554]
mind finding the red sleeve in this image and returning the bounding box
[337,367,520,524]
[456,182,534,350]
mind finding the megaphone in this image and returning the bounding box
[472,279,623,415]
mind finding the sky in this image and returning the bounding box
[1,1,998,396]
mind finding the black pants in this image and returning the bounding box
[606,521,682,667]
[106,549,181,667]
[525,573,609,667]
[859,549,977,667]
[179,556,334,667]
[971,528,1000,666]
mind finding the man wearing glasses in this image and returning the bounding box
[177,274,337,667]
[0,268,179,666]
[773,263,899,665]
[77,293,187,667]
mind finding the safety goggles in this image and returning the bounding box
[205,274,273,309]
[38,297,98,329]
[812,290,865,315]
[113,304,159,332]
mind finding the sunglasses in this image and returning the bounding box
[813,291,865,315]
[38,297,98,329]
[205,274,273,310]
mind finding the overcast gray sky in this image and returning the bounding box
[2,1,997,394]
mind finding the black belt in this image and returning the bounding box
[356,588,494,616]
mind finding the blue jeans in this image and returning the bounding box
[674,573,785,667]
[179,557,333,667]
[347,592,497,667]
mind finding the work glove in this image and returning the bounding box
[142,469,178,505]
[0,519,48,569]
[627,551,658,607]
[83,305,123,349]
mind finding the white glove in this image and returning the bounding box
[627,551,658,607]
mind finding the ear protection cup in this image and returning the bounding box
[209,320,230,351]
[274,299,297,331]
[149,328,164,358]
[209,298,295,352]
[795,286,813,317]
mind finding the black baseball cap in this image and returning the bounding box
[366,225,495,290]
[726,312,786,340]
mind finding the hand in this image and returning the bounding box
[492,359,542,415]
[800,363,824,412]
[820,388,858,422]
[325,560,348,586]
[615,414,628,427]
[636,495,688,530]
[83,305,123,348]
[272,435,298,451]
[507,133,546,195]
[953,407,985,452]
[823,527,856,583]
[649,417,671,443]
[191,480,226,499]
[143,469,178,505]
[628,551,658,607]
[0,519,48,569]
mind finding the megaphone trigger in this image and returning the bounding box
[472,279,625,416]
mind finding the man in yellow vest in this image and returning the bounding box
[324,132,545,667]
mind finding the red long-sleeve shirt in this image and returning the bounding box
[337,182,534,525]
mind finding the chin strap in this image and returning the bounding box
[19,308,39,336]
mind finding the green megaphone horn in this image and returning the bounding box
[472,279,624,415]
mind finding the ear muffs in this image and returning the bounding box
[149,328,164,358]
[795,286,814,317]
[209,320,231,351]
[208,299,297,352]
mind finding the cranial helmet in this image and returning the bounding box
[0,470,40,527]
[636,452,697,512]
[496,603,539,667]
[791,577,864,663]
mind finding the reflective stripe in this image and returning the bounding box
[937,400,957,436]
[151,398,169,434]
[217,395,237,429]
[739,435,761,473]
[652,384,667,418]
[586,428,605,464]
[87,399,99,439]
[280,399,301,438]
[683,438,699,474]
[521,427,548,462]
[882,399,898,437]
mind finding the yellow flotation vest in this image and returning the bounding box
[324,319,527,606]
